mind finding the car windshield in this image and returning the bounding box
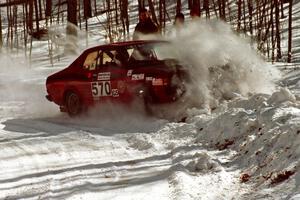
[151,43,179,60]
[127,42,177,62]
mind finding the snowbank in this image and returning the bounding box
[187,87,300,198]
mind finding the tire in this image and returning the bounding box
[65,91,82,117]
[137,85,152,116]
[143,96,153,116]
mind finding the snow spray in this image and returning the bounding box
[163,19,281,109]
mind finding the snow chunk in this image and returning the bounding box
[185,153,221,173]
[267,87,296,106]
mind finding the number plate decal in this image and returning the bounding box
[91,81,112,97]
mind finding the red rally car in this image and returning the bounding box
[45,40,189,116]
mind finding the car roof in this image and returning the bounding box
[84,40,168,53]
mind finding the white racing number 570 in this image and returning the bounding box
[91,81,112,97]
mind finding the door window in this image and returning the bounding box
[103,51,116,65]
[83,51,101,70]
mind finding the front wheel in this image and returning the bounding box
[65,91,82,117]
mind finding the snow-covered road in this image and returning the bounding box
[0,104,247,199]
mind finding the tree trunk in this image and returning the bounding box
[221,0,226,20]
[45,0,51,17]
[211,0,219,18]
[237,0,241,31]
[159,0,163,27]
[0,8,2,48]
[275,0,282,60]
[38,0,42,19]
[84,0,92,19]
[188,0,193,9]
[242,0,246,32]
[94,0,97,14]
[14,4,18,49]
[119,0,129,35]
[28,0,33,33]
[148,0,158,25]
[114,0,119,27]
[193,0,201,17]
[257,0,267,51]
[203,0,210,18]
[22,3,28,52]
[287,0,293,62]
[138,0,144,11]
[34,0,39,32]
[248,0,253,35]
[271,0,275,62]
[176,0,181,13]
[106,0,112,41]
[280,0,285,18]
[67,0,78,26]
[67,0,78,36]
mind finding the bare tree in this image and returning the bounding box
[274,0,282,60]
[188,0,193,9]
[66,0,78,37]
[176,0,181,14]
[84,0,92,19]
[237,0,242,31]
[193,0,201,17]
[120,0,129,35]
[159,0,166,32]
[159,0,163,28]
[218,0,225,20]
[287,0,293,62]
[45,0,51,17]
[203,0,210,18]
[0,8,2,48]
[106,0,112,41]
[84,0,92,30]
[247,0,253,35]
[138,0,145,11]
[148,0,158,25]
[28,0,34,33]
[271,0,275,61]
[33,0,40,32]
[38,0,42,19]
[114,0,119,27]
[67,0,78,26]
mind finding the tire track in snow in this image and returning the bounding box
[1,143,205,199]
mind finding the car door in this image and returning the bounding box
[102,47,130,103]
[76,49,99,106]
[86,49,113,103]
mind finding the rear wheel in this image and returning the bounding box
[65,91,82,117]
